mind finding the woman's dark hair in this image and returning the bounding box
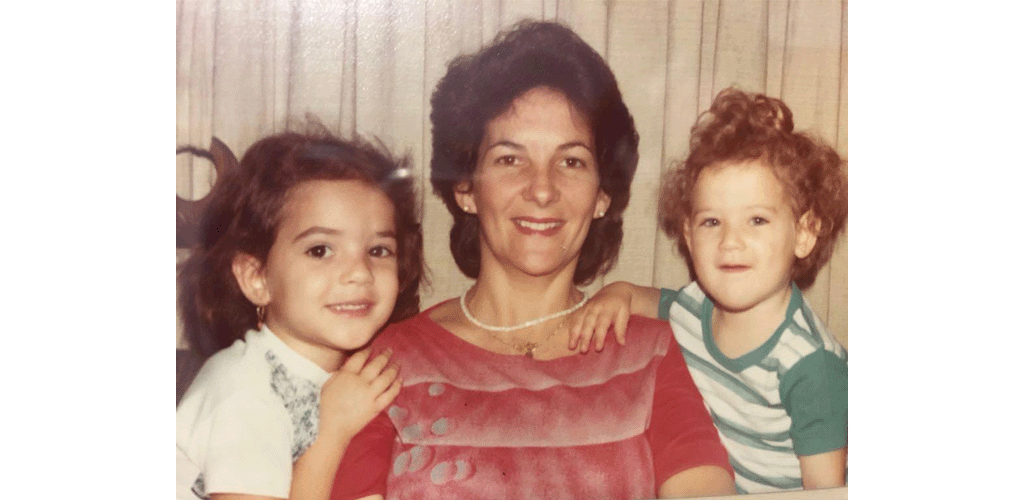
[659,87,848,289]
[429,20,639,285]
[179,127,424,358]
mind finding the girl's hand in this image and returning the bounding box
[569,282,634,353]
[318,349,400,443]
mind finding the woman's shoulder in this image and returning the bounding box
[587,315,677,369]
[373,299,458,349]
[625,314,675,346]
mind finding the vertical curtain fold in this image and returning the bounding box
[176,0,848,348]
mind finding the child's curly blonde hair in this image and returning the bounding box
[659,88,848,289]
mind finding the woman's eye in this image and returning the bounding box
[369,245,395,258]
[306,245,333,258]
[495,155,519,166]
[563,157,587,169]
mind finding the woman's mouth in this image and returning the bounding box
[513,217,563,235]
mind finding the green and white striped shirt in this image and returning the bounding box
[659,282,847,494]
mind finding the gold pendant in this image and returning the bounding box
[523,342,538,358]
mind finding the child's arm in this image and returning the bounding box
[799,447,847,489]
[782,348,848,490]
[288,349,401,500]
[569,281,660,353]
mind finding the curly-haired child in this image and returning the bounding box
[176,128,424,500]
[570,88,848,493]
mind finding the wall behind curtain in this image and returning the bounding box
[177,0,848,348]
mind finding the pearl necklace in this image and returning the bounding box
[459,289,589,333]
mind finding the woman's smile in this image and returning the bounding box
[457,86,610,279]
[513,216,564,235]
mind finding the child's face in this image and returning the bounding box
[684,161,815,314]
[260,180,399,368]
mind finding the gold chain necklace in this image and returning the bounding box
[480,317,570,358]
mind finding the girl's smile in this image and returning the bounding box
[256,179,400,370]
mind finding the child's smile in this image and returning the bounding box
[259,179,400,370]
[684,160,815,315]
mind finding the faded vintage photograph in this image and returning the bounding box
[176,1,848,498]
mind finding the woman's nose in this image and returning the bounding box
[524,165,559,206]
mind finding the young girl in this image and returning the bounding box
[176,129,424,500]
[570,88,848,493]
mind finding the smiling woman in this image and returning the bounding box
[328,21,735,500]
[457,87,610,284]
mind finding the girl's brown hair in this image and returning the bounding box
[178,128,424,358]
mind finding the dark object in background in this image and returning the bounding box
[176,138,239,404]
[176,138,239,249]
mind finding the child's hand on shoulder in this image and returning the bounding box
[569,281,662,353]
[569,282,636,353]
[318,349,400,443]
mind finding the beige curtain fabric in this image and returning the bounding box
[177,0,848,348]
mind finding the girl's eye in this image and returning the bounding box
[751,216,769,226]
[699,218,720,228]
[306,245,333,259]
[369,245,395,258]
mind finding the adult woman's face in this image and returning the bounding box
[456,86,611,280]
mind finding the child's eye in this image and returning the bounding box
[305,245,333,259]
[699,218,720,228]
[369,245,396,258]
[751,216,769,226]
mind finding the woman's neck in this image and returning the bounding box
[469,264,582,327]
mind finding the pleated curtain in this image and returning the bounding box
[177,0,848,349]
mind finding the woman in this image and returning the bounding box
[331,21,735,499]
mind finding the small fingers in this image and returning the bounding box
[570,310,597,350]
[569,316,584,349]
[375,376,402,409]
[614,307,630,346]
[594,315,613,352]
[360,348,393,379]
[370,365,400,395]
[341,349,371,373]
[578,327,595,354]
[576,312,601,353]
